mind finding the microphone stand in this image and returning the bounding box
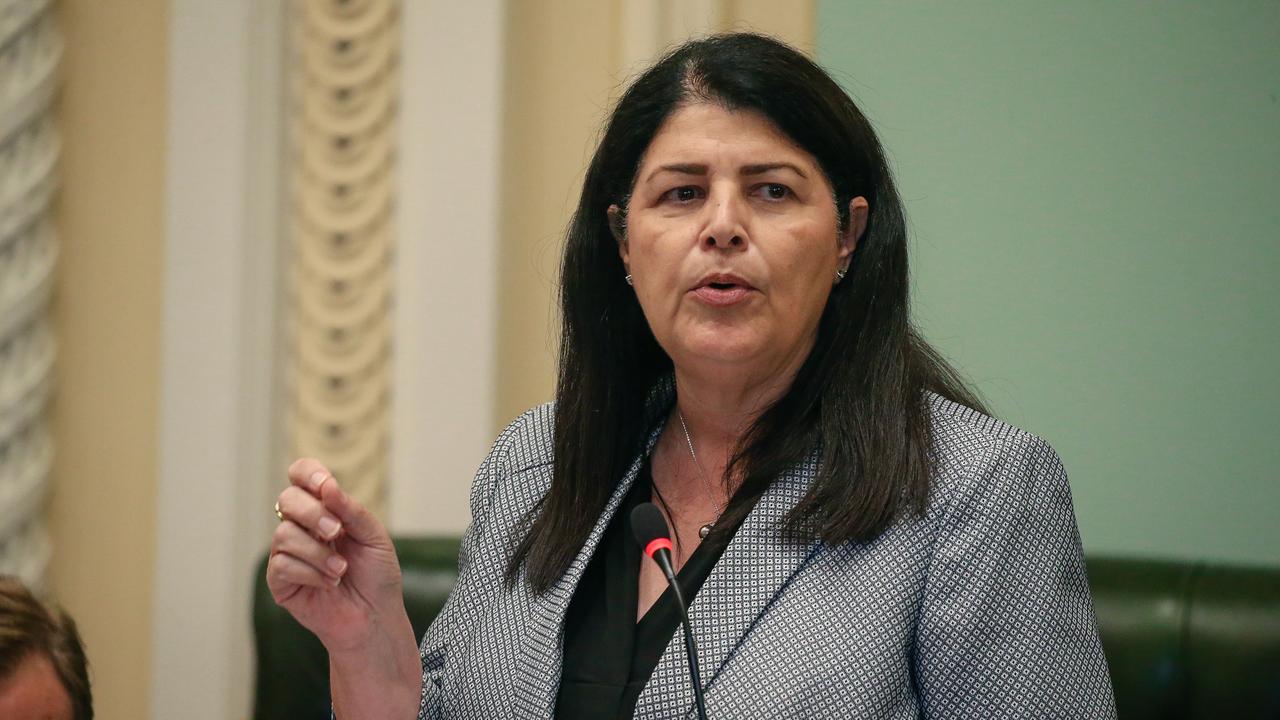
[650,548,710,720]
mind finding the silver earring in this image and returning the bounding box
[835,268,847,282]
[625,274,633,286]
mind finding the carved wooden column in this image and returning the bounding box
[0,0,60,588]
[284,0,399,516]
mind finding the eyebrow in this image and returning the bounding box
[645,163,707,183]
[644,161,808,184]
[742,162,808,179]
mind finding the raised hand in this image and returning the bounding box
[266,458,407,653]
[266,459,424,718]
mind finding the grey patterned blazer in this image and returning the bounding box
[412,392,1117,719]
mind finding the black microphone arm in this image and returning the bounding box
[632,502,710,720]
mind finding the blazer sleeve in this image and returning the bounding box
[913,432,1117,718]
[413,412,526,720]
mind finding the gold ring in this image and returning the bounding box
[274,501,285,522]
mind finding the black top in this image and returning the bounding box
[555,463,752,719]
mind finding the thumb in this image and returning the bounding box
[319,477,386,545]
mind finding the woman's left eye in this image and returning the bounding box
[661,186,704,203]
[754,183,791,201]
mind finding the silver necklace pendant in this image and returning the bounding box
[680,408,722,542]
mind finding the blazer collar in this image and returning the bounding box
[633,450,822,718]
[512,377,821,718]
[511,390,672,717]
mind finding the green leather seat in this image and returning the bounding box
[1086,557,1280,718]
[253,540,1280,718]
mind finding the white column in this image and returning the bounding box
[390,0,504,535]
[150,1,283,717]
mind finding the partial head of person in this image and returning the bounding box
[514,33,985,590]
[0,577,93,720]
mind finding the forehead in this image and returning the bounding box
[0,652,74,720]
[638,102,816,173]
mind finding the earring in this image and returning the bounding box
[625,274,633,286]
[835,268,847,282]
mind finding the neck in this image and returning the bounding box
[669,336,813,469]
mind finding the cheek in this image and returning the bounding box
[764,231,839,291]
[625,255,679,341]
[763,234,839,321]
[626,230,687,294]
[770,278,832,340]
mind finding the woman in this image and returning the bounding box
[267,33,1116,718]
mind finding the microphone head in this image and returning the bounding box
[630,502,673,558]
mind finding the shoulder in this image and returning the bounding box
[489,402,557,475]
[925,391,1042,451]
[461,402,557,527]
[923,391,1070,511]
[913,396,1112,715]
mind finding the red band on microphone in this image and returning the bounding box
[644,537,673,558]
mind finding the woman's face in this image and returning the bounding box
[614,102,866,380]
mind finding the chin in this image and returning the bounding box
[676,330,768,367]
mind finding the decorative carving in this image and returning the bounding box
[0,0,60,589]
[284,0,398,515]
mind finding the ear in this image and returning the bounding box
[838,196,869,269]
[607,204,629,268]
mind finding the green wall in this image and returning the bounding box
[818,2,1279,566]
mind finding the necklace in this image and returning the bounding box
[677,410,723,539]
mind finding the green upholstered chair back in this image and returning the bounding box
[252,539,1280,719]
[1086,557,1280,718]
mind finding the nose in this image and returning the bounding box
[698,188,748,251]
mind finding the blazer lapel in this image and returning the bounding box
[633,452,823,719]
[511,418,669,718]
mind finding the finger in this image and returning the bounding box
[287,457,334,496]
[276,486,344,541]
[319,477,385,545]
[272,521,348,579]
[267,551,341,600]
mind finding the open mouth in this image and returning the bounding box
[692,275,753,306]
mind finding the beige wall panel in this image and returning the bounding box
[728,0,814,52]
[496,0,623,428]
[48,0,168,718]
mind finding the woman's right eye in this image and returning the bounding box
[661,186,703,203]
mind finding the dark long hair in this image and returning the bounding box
[507,33,987,592]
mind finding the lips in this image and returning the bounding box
[691,272,755,306]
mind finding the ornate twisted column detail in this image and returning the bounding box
[285,0,398,515]
[0,0,60,588]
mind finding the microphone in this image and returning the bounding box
[631,502,709,720]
